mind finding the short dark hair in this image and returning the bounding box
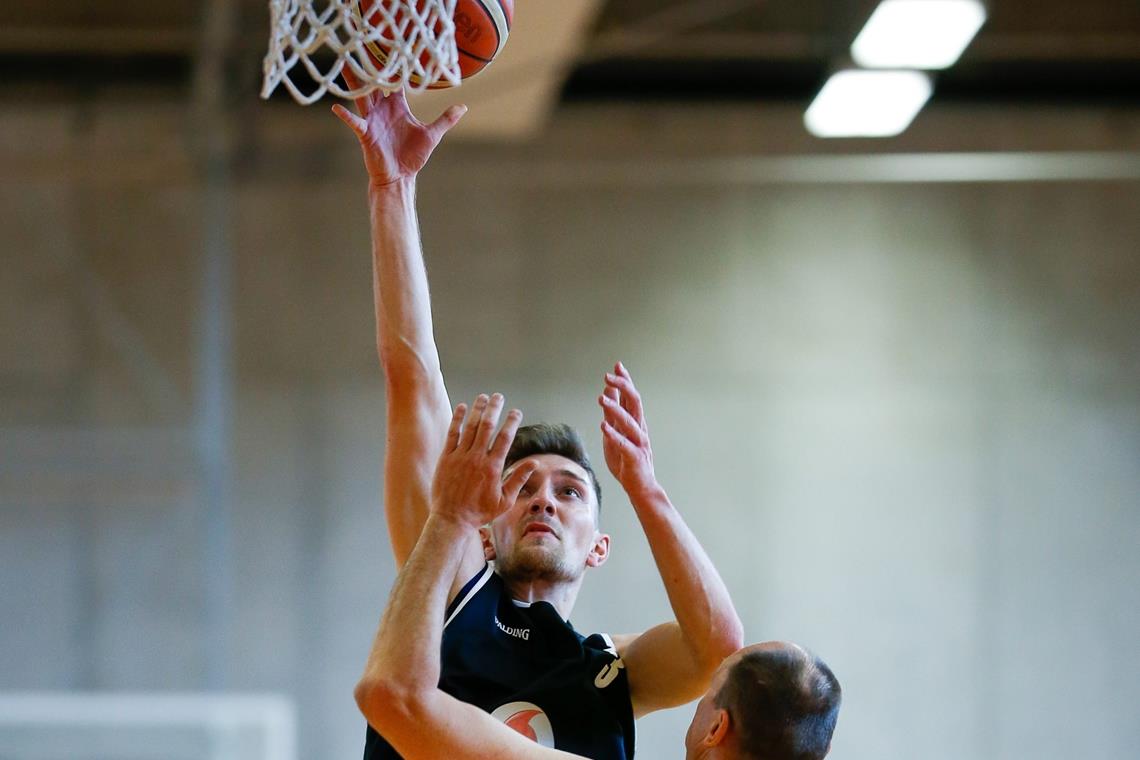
[715,647,841,760]
[505,423,602,514]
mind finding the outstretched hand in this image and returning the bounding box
[599,362,659,499]
[431,393,536,529]
[331,68,466,185]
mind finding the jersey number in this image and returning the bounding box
[594,657,625,689]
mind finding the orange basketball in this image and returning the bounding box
[356,0,513,88]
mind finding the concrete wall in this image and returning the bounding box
[1,97,1138,759]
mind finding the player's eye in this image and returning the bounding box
[563,487,581,499]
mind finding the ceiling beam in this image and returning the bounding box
[567,32,1140,63]
[0,27,194,54]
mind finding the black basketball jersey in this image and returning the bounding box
[364,564,635,759]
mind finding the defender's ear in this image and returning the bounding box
[479,526,497,562]
[702,708,731,748]
[586,533,610,568]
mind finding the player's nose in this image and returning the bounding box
[527,482,556,515]
[528,499,556,516]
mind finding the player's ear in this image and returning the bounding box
[586,533,610,568]
[702,708,730,748]
[479,526,497,562]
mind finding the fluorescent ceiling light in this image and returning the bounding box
[804,69,933,138]
[852,0,987,69]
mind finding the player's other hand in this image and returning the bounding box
[331,69,466,185]
[431,393,536,528]
[599,362,659,500]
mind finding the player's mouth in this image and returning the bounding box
[522,521,557,539]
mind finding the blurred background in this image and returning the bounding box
[1,1,1138,758]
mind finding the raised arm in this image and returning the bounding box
[598,363,744,718]
[354,394,583,760]
[333,76,482,582]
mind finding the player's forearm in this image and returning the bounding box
[355,514,469,721]
[631,483,744,670]
[368,177,445,388]
[369,178,455,566]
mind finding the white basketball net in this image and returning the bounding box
[262,0,461,105]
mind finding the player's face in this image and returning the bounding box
[487,454,608,584]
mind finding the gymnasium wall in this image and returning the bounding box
[1,97,1138,759]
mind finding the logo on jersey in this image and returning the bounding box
[494,615,531,640]
[490,701,554,747]
[594,655,626,689]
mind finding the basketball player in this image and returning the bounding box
[356,395,842,760]
[333,79,743,758]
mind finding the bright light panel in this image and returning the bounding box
[852,0,987,69]
[804,70,933,138]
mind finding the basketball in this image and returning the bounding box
[356,0,513,88]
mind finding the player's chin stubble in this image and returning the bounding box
[496,543,580,584]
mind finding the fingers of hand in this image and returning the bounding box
[338,68,372,114]
[502,459,538,504]
[445,403,467,452]
[597,389,642,442]
[456,393,515,455]
[491,408,524,461]
[599,393,645,447]
[600,387,622,421]
[458,394,489,451]
[393,88,411,113]
[428,104,467,142]
[604,370,645,424]
[376,87,415,125]
[474,393,504,450]
[601,420,639,457]
[331,104,367,138]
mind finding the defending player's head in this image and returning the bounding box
[482,423,610,584]
[685,642,841,760]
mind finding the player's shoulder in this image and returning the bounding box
[444,563,498,626]
[582,631,624,662]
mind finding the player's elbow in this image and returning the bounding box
[721,612,745,656]
[378,343,441,394]
[353,677,390,725]
[354,676,419,732]
[701,613,745,674]
[718,613,746,659]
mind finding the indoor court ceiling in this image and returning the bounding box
[1,1,1137,106]
[572,0,1140,102]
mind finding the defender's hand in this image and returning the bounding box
[599,362,658,499]
[331,70,466,185]
[431,394,535,528]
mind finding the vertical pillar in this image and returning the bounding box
[192,0,237,691]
